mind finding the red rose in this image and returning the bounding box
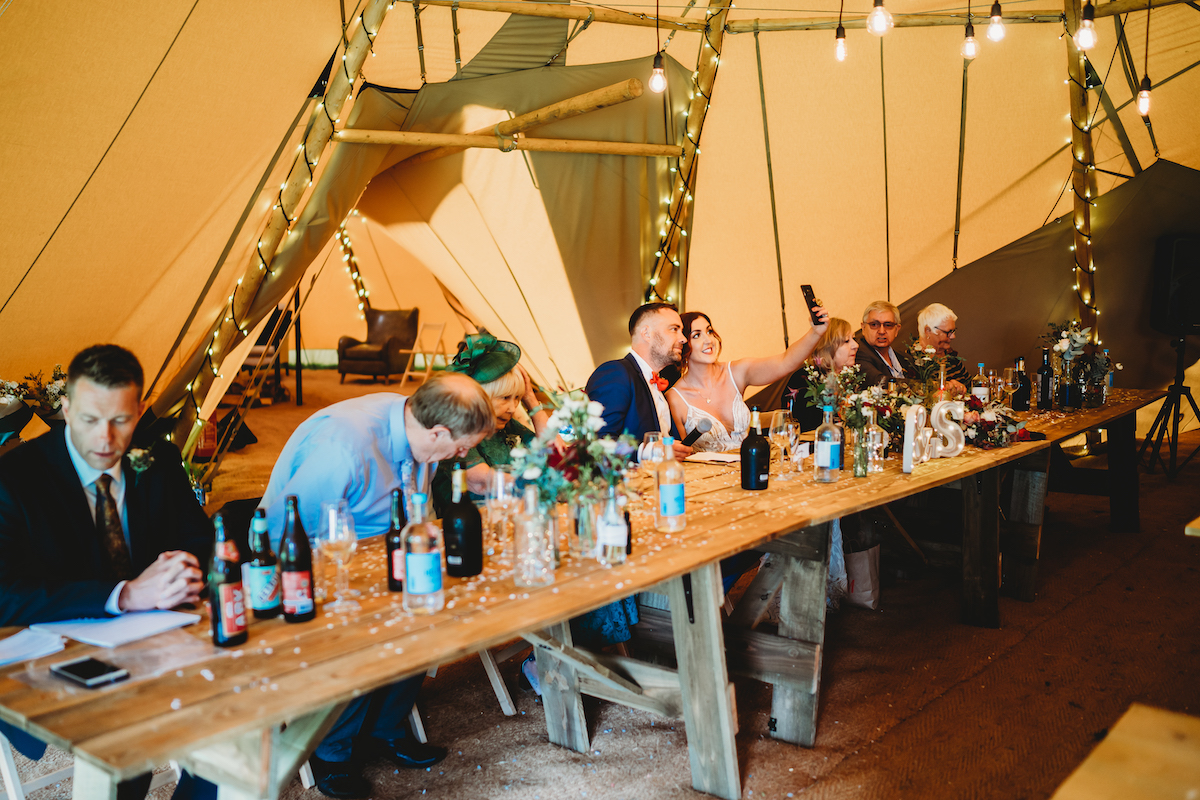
[547,445,581,482]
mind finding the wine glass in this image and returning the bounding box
[642,432,665,466]
[485,466,516,559]
[317,500,359,614]
[1002,368,1019,406]
[768,413,795,480]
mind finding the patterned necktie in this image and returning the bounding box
[95,474,135,580]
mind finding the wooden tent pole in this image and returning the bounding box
[1064,0,1099,334]
[401,78,646,166]
[168,0,394,453]
[652,0,733,298]
[410,0,705,31]
[335,128,681,156]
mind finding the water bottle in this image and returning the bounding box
[655,436,686,532]
[814,406,841,483]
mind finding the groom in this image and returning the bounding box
[586,302,692,461]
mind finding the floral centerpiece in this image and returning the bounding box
[906,337,964,403]
[0,365,68,422]
[801,363,865,411]
[960,395,1031,449]
[509,389,636,557]
[1042,321,1116,409]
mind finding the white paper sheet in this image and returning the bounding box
[0,628,66,666]
[684,452,740,464]
[31,610,200,648]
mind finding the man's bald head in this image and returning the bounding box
[409,372,495,440]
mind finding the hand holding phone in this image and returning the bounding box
[50,656,129,688]
[800,285,824,327]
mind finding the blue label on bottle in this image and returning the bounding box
[659,483,685,517]
[405,552,443,595]
[243,564,280,610]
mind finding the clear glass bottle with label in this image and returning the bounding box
[513,486,555,587]
[402,493,444,614]
[597,485,628,567]
[971,362,990,403]
[814,406,842,483]
[655,436,686,532]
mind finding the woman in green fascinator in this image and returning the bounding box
[431,333,551,515]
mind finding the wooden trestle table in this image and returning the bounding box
[0,389,1164,800]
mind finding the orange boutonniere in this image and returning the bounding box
[650,372,669,392]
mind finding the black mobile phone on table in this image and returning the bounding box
[50,656,130,688]
[800,284,822,326]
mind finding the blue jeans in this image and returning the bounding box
[313,675,425,762]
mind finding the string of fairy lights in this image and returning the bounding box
[335,211,371,319]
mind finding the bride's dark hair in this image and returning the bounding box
[679,311,722,374]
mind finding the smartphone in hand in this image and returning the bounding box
[800,285,822,326]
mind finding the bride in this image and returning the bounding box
[667,309,828,452]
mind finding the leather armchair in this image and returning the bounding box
[337,308,420,384]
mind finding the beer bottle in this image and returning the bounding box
[443,464,483,578]
[208,512,248,647]
[386,488,406,592]
[243,509,281,619]
[279,495,316,622]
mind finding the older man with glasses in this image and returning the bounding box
[918,302,970,392]
[854,301,915,386]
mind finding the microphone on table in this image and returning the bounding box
[680,418,712,448]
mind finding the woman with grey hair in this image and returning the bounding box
[918,303,970,389]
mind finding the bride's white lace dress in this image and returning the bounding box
[670,363,752,452]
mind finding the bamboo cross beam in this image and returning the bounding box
[335,128,681,157]
[401,78,645,166]
[168,0,394,452]
[407,0,705,31]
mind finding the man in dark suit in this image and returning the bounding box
[854,300,916,386]
[585,302,693,461]
[0,344,210,800]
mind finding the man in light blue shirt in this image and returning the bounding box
[258,372,493,799]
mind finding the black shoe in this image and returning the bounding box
[367,737,448,769]
[308,756,370,799]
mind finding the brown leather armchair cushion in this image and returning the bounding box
[337,308,419,382]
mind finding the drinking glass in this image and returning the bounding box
[1002,368,1019,406]
[769,413,796,479]
[317,500,359,614]
[642,432,666,466]
[485,466,517,559]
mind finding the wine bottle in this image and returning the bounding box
[386,488,406,592]
[814,406,841,483]
[740,407,770,491]
[208,513,248,647]
[971,362,990,403]
[243,509,280,620]
[443,464,483,577]
[1011,357,1032,411]
[279,495,315,623]
[1036,347,1054,410]
[402,493,444,614]
[655,436,687,532]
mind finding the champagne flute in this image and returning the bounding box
[318,500,359,614]
[1002,368,1018,406]
[768,413,795,480]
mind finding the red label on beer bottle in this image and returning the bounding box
[216,541,238,562]
[391,550,405,582]
[282,571,314,615]
[218,583,247,634]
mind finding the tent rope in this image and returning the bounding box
[544,12,594,67]
[662,0,701,48]
[414,2,428,84]
[452,2,463,77]
[0,0,202,320]
[952,57,970,271]
[880,38,892,294]
[753,28,789,348]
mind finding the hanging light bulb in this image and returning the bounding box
[866,0,893,36]
[649,52,667,93]
[961,21,979,59]
[1137,74,1152,116]
[1074,0,1098,50]
[835,24,847,61]
[987,1,1005,41]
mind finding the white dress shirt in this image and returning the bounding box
[63,426,129,614]
[629,350,671,434]
[882,346,905,378]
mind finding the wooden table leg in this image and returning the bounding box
[1002,450,1051,602]
[70,759,120,800]
[534,621,589,753]
[666,563,741,800]
[768,522,830,747]
[1107,412,1139,532]
[962,467,1001,628]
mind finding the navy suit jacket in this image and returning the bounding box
[854,330,916,387]
[0,429,211,626]
[585,353,681,445]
